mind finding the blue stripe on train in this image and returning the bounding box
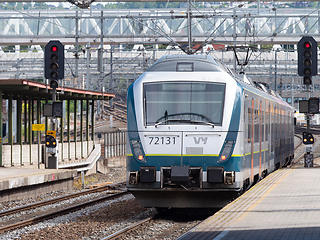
[127,155,241,172]
[218,84,242,159]
[127,83,141,140]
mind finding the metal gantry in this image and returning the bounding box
[0,7,320,98]
[0,8,319,45]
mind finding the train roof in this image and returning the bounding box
[236,75,292,108]
[147,55,223,72]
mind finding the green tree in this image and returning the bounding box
[33,3,47,9]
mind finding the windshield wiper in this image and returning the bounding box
[154,119,178,127]
[155,119,214,128]
[190,120,215,127]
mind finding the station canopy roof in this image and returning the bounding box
[0,79,114,101]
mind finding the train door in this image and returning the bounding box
[270,104,275,169]
[266,103,270,171]
[243,96,247,173]
[259,100,262,177]
[244,95,252,180]
[275,105,278,168]
[251,98,254,182]
[282,108,286,165]
[280,108,283,164]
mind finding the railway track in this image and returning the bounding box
[57,100,127,140]
[114,102,127,112]
[294,134,303,151]
[295,125,320,135]
[102,217,154,240]
[0,181,127,233]
[104,102,127,123]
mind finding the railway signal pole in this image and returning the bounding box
[44,40,64,169]
[298,36,318,167]
[298,36,318,133]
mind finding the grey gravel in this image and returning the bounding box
[0,195,136,240]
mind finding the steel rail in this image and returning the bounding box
[104,103,127,123]
[0,181,125,218]
[101,217,154,240]
[0,190,129,233]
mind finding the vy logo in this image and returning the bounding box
[193,137,208,144]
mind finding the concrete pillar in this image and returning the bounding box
[18,95,23,166]
[9,93,13,166]
[24,96,27,143]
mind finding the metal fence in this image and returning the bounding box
[102,131,126,158]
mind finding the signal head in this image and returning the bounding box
[303,68,312,76]
[304,50,312,58]
[303,76,312,85]
[304,41,312,49]
[303,59,312,66]
[302,132,314,145]
[298,36,318,78]
[45,135,57,148]
[50,62,59,70]
[50,54,59,62]
[44,40,65,82]
[50,79,59,89]
[50,72,59,80]
[51,45,58,52]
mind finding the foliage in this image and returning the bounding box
[73,175,98,189]
[260,45,273,51]
[0,2,180,10]
[0,2,47,10]
[158,44,168,49]
[103,2,179,9]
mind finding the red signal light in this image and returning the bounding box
[51,46,58,52]
[304,42,311,49]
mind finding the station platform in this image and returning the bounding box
[0,167,77,202]
[178,155,320,239]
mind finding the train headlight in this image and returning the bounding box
[218,140,235,163]
[130,139,146,162]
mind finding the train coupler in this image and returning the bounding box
[129,171,139,184]
[224,171,235,185]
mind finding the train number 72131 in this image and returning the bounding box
[148,136,176,145]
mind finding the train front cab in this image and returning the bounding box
[126,78,244,208]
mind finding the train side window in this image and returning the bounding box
[261,111,264,142]
[254,109,259,143]
[265,111,269,141]
[271,105,275,152]
[248,108,251,143]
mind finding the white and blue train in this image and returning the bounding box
[126,55,294,208]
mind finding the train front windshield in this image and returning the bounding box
[144,81,225,126]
